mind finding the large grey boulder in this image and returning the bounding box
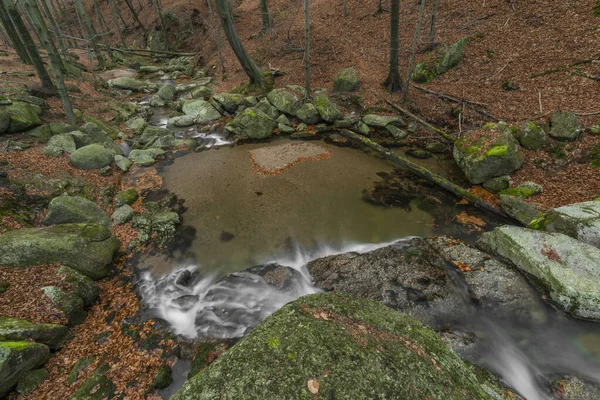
[42,133,76,156]
[225,107,276,139]
[172,292,509,400]
[453,124,523,184]
[254,97,280,120]
[41,286,85,326]
[181,99,221,123]
[266,89,301,115]
[295,102,322,124]
[477,226,600,320]
[550,111,581,141]
[0,341,50,398]
[107,77,156,92]
[0,317,70,349]
[43,195,110,226]
[333,67,359,92]
[535,200,600,248]
[57,266,99,307]
[0,223,119,280]
[362,114,405,129]
[2,101,42,133]
[70,144,115,170]
[212,93,247,113]
[313,94,343,122]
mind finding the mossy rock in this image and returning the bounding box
[313,94,343,122]
[42,286,85,326]
[27,125,53,142]
[82,116,119,140]
[225,107,276,139]
[43,133,77,157]
[158,84,176,102]
[3,101,42,133]
[212,93,247,113]
[515,121,548,150]
[0,317,70,349]
[266,88,301,116]
[115,188,138,207]
[0,109,9,134]
[411,63,435,83]
[172,292,510,400]
[151,365,173,390]
[181,99,221,123]
[333,67,359,92]
[550,111,581,141]
[0,341,50,398]
[16,368,48,394]
[107,77,156,92]
[70,144,116,170]
[71,362,115,400]
[43,195,110,226]
[536,200,600,248]
[58,266,99,307]
[67,357,95,385]
[295,102,322,124]
[435,37,468,75]
[0,223,119,280]
[482,176,510,193]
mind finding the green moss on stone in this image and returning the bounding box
[499,187,537,198]
[151,365,173,390]
[485,145,508,157]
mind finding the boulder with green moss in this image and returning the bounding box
[0,317,70,349]
[225,107,276,139]
[41,286,85,326]
[254,97,280,119]
[514,121,548,150]
[128,148,165,166]
[125,117,147,135]
[181,99,222,123]
[411,63,436,83]
[0,341,50,398]
[362,114,405,129]
[16,368,48,394]
[499,182,542,198]
[453,124,523,184]
[58,266,99,307]
[44,195,110,226]
[266,89,301,116]
[333,67,359,92]
[2,101,42,133]
[0,223,119,280]
[550,111,581,141]
[172,292,510,400]
[533,200,600,248]
[500,194,543,225]
[295,102,322,124]
[436,37,468,75]
[477,226,600,320]
[0,109,9,134]
[115,188,138,206]
[158,84,176,101]
[70,144,116,170]
[43,133,77,156]
[212,93,247,114]
[313,94,343,122]
[112,205,134,225]
[71,362,115,400]
[483,175,510,193]
[107,77,156,92]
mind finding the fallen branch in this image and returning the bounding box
[99,45,197,57]
[339,129,510,219]
[385,100,454,142]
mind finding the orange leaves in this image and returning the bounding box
[541,246,561,262]
[454,211,487,232]
[453,261,472,272]
[307,379,320,395]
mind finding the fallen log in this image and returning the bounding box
[100,45,197,57]
[339,129,510,219]
[384,100,455,142]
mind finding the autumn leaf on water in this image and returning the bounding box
[453,261,472,272]
[307,379,319,395]
[454,211,487,232]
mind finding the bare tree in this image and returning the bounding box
[428,0,438,49]
[383,0,402,92]
[154,0,169,50]
[37,0,69,56]
[303,0,310,100]
[0,1,30,63]
[403,0,426,102]
[73,0,106,69]
[259,0,272,34]
[206,0,225,75]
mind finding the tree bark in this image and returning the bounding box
[73,0,106,69]
[107,0,126,48]
[37,0,68,56]
[53,0,77,48]
[3,0,54,90]
[303,0,310,100]
[154,0,169,50]
[206,0,225,75]
[259,0,272,33]
[383,0,402,92]
[20,0,75,124]
[0,1,31,63]
[429,0,438,49]
[91,0,115,62]
[214,0,265,88]
[123,0,144,29]
[403,0,426,103]
[339,129,509,219]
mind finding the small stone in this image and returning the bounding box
[406,149,431,159]
[355,121,370,136]
[112,205,134,225]
[501,81,520,91]
[483,176,511,193]
[114,155,131,172]
[386,125,409,139]
[425,142,446,153]
[115,188,138,206]
[550,111,581,141]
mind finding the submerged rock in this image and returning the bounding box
[478,226,600,320]
[0,341,50,398]
[43,195,110,226]
[0,317,70,349]
[225,107,276,139]
[0,223,119,280]
[172,292,509,400]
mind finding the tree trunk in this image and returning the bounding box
[123,0,144,29]
[383,0,401,92]
[304,0,310,100]
[206,0,225,75]
[3,0,54,90]
[214,0,265,88]
[53,0,77,48]
[37,0,68,56]
[377,0,383,14]
[154,0,169,50]
[73,0,106,69]
[0,1,31,63]
[91,0,114,62]
[429,0,438,49]
[108,0,126,48]
[403,0,426,103]
[20,0,75,124]
[259,0,272,33]
[343,0,347,17]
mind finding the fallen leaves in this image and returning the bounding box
[452,261,472,272]
[307,379,320,395]
[453,211,487,232]
[541,246,561,262]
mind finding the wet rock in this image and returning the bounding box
[333,67,359,92]
[43,195,110,226]
[70,144,116,170]
[0,317,70,349]
[43,133,76,156]
[313,94,343,122]
[515,121,548,150]
[549,376,600,400]
[182,99,221,123]
[151,365,173,390]
[362,114,405,129]
[158,84,176,101]
[114,155,131,172]
[16,368,48,394]
[132,209,180,245]
[112,204,134,225]
[289,131,319,140]
[149,95,166,107]
[483,176,510,193]
[266,88,301,115]
[138,126,171,146]
[500,194,543,225]
[125,117,147,135]
[550,111,581,141]
[0,223,119,280]
[172,292,509,400]
[169,115,197,127]
[212,93,246,114]
[534,200,600,248]
[406,148,431,159]
[115,188,138,206]
[308,238,465,328]
[0,341,50,398]
[41,286,85,326]
[175,269,197,287]
[453,123,523,184]
[225,107,276,139]
[438,329,479,362]
[172,295,199,311]
[107,77,156,92]
[128,148,165,166]
[477,226,600,320]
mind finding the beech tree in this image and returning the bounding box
[303,0,310,99]
[383,0,402,92]
[73,0,106,69]
[429,0,438,49]
[404,0,426,102]
[214,0,265,88]
[259,0,272,34]
[0,0,30,63]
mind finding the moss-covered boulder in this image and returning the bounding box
[27,125,53,142]
[534,200,600,248]
[225,107,276,139]
[550,111,581,141]
[43,195,110,226]
[82,116,119,140]
[453,124,523,184]
[151,364,173,390]
[70,144,115,170]
[181,99,221,123]
[500,194,543,225]
[295,102,322,124]
[212,93,247,114]
[125,116,147,135]
[0,108,9,134]
[2,101,42,133]
[172,292,509,400]
[111,205,134,225]
[254,97,280,119]
[477,226,600,320]
[0,317,70,349]
[77,122,116,149]
[333,67,359,92]
[43,133,77,156]
[157,84,176,101]
[71,362,115,400]
[58,266,99,307]
[515,121,548,150]
[0,223,119,280]
[435,37,468,75]
[0,341,50,398]
[115,188,138,206]
[362,114,405,129]
[16,368,48,394]
[411,63,436,83]
[313,94,343,122]
[267,89,302,116]
[107,77,156,92]
[42,286,85,326]
[128,148,165,166]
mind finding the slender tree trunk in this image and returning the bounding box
[304,0,310,100]
[21,0,75,124]
[0,24,9,45]
[429,0,438,49]
[113,0,129,31]
[154,0,169,50]
[259,0,272,33]
[0,1,30,63]
[91,0,114,62]
[214,0,265,88]
[343,0,347,17]
[123,0,144,29]
[3,0,54,90]
[53,0,77,48]
[108,0,126,48]
[403,0,426,103]
[38,0,68,56]
[377,0,383,14]
[206,0,225,75]
[73,0,106,69]
[383,0,401,92]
